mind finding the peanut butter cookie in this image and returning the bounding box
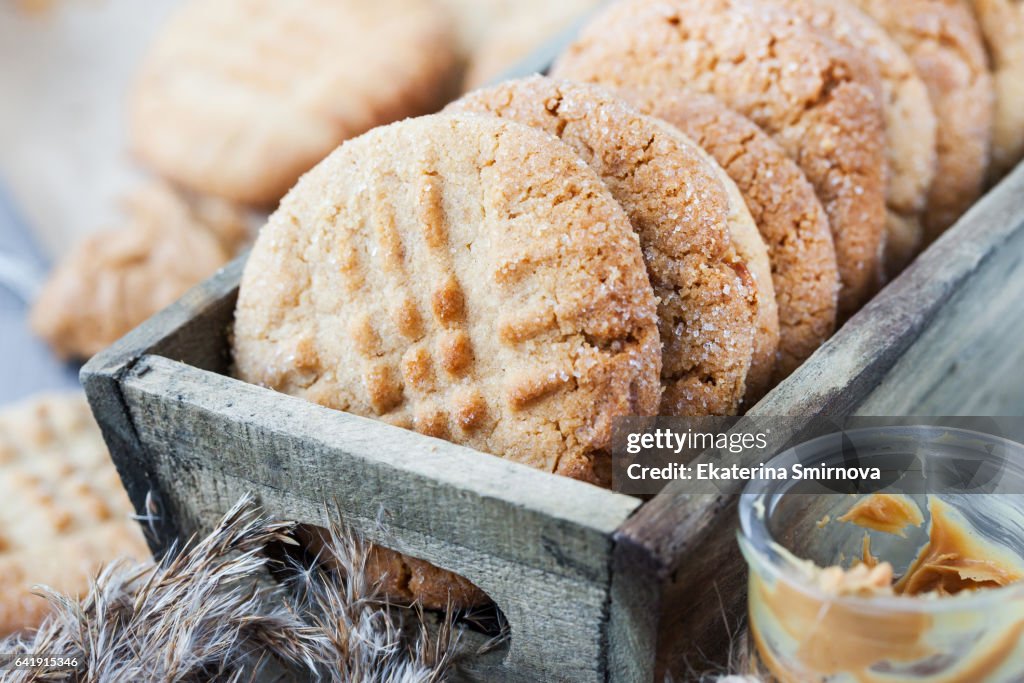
[626,89,839,382]
[449,77,771,410]
[233,112,662,483]
[30,182,247,360]
[0,393,149,636]
[850,0,994,240]
[130,0,459,205]
[768,0,938,277]
[233,113,663,608]
[962,0,1024,180]
[553,0,887,317]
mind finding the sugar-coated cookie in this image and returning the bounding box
[450,77,773,411]
[627,89,839,383]
[850,0,994,240]
[553,0,887,317]
[233,112,662,483]
[768,0,938,277]
[233,113,664,608]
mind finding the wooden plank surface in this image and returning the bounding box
[109,354,642,681]
[616,163,1024,676]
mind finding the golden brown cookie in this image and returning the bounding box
[0,393,150,636]
[30,182,247,360]
[449,77,773,411]
[961,0,1024,180]
[850,0,994,240]
[366,546,487,608]
[130,0,459,205]
[233,113,663,608]
[626,89,839,382]
[553,0,887,317]
[767,0,938,277]
[301,527,488,608]
[233,112,662,479]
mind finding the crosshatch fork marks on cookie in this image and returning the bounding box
[232,113,663,482]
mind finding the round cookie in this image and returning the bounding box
[626,89,839,382]
[963,0,1024,180]
[553,0,887,317]
[849,0,994,240]
[130,0,459,205]
[450,77,772,411]
[0,393,150,636]
[233,113,662,481]
[768,0,938,277]
[30,182,244,360]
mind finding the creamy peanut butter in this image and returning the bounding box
[895,498,1024,596]
[743,494,1024,682]
[838,493,923,537]
[838,495,1024,597]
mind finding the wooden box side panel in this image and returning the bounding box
[859,211,1024,415]
[106,354,643,681]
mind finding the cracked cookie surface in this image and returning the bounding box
[626,89,839,383]
[768,0,938,277]
[451,76,770,412]
[850,0,994,240]
[553,0,887,317]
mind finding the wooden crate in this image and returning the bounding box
[82,152,1024,680]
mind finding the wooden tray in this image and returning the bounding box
[81,142,1024,683]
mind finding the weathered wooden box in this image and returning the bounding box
[81,149,1024,680]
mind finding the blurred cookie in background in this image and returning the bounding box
[0,392,149,637]
[461,0,603,90]
[438,0,599,53]
[129,0,460,206]
[960,0,1024,181]
[850,0,994,241]
[30,182,249,360]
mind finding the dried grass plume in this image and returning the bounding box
[0,495,458,682]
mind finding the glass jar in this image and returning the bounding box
[738,426,1024,682]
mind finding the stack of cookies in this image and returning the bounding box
[27,0,1024,365]
[229,0,1023,610]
